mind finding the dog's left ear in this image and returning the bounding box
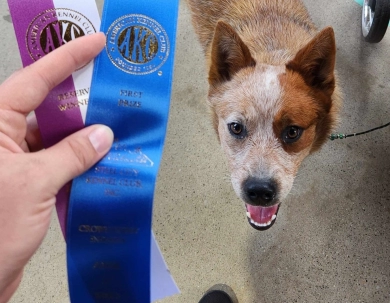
[286,27,336,97]
[209,21,256,86]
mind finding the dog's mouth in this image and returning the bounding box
[245,203,280,231]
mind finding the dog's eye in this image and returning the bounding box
[282,126,302,143]
[228,122,246,139]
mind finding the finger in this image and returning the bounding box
[39,125,113,190]
[20,141,29,153]
[25,112,43,152]
[0,33,106,115]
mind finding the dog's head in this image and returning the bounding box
[207,22,339,230]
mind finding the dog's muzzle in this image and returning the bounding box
[243,178,277,207]
[243,178,280,230]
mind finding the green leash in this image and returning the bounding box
[329,122,390,140]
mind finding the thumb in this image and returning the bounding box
[39,125,114,190]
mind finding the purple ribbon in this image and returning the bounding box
[8,0,90,235]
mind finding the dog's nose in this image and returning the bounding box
[243,178,277,207]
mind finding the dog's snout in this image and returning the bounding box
[244,178,277,207]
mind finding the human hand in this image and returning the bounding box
[0,33,113,303]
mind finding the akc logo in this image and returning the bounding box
[106,14,170,75]
[27,9,96,61]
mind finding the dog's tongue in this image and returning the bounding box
[246,204,279,225]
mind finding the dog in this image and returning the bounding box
[187,0,341,230]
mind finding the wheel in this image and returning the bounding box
[362,0,390,43]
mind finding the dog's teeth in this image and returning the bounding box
[248,213,278,227]
[250,218,270,227]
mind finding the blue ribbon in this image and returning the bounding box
[67,1,179,302]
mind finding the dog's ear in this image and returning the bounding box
[286,27,336,97]
[209,21,256,86]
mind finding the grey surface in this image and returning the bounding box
[1,0,390,302]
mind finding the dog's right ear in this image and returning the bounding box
[209,21,256,86]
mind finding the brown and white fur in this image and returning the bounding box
[187,0,341,230]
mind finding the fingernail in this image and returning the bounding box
[88,125,114,154]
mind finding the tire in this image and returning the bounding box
[362,0,390,43]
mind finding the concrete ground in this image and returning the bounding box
[1,0,390,302]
